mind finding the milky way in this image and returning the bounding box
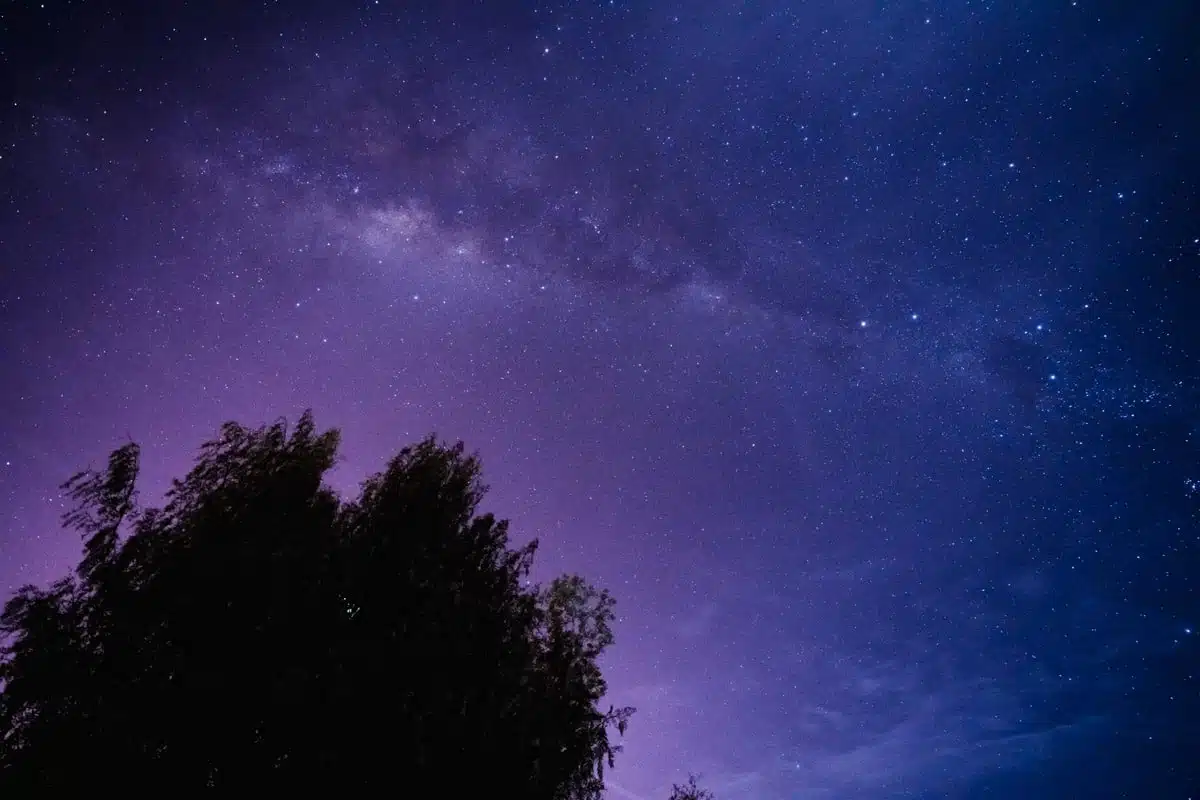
[2,2,1197,797]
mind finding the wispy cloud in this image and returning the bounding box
[764,662,1105,799]
[606,779,651,800]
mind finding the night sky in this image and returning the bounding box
[2,1,1198,797]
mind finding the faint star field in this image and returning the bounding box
[1,1,1198,798]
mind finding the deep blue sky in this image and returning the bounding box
[2,1,1197,797]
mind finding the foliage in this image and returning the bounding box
[0,412,638,797]
[668,775,717,800]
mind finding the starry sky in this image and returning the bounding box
[2,1,1198,797]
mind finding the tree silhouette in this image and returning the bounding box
[0,413,637,796]
[668,774,717,800]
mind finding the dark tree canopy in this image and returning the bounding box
[0,413,643,797]
[669,775,717,800]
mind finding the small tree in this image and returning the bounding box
[669,774,717,800]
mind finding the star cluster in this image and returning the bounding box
[1,1,1197,797]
